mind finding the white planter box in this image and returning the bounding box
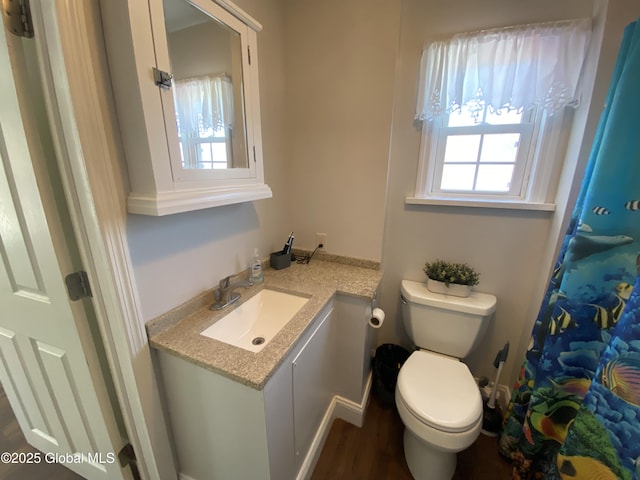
[426,278,471,298]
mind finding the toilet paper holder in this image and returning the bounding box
[369,307,385,328]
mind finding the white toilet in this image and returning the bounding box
[396,280,497,480]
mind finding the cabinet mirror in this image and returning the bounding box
[100,0,271,215]
[163,0,249,171]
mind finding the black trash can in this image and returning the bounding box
[373,344,411,405]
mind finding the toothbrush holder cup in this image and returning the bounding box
[270,251,291,270]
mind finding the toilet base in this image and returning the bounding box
[403,428,456,480]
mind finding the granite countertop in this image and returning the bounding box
[146,259,383,390]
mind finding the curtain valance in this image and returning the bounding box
[173,74,234,136]
[415,18,592,121]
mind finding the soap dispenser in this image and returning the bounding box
[250,248,263,283]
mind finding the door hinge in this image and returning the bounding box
[2,0,33,38]
[247,45,251,65]
[64,271,92,301]
[253,145,256,163]
[153,67,173,89]
[118,443,140,480]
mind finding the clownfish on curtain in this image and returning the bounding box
[499,18,640,480]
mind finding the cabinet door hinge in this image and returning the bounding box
[64,271,92,301]
[153,67,173,89]
[2,0,33,38]
[118,443,140,480]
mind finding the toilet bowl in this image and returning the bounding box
[395,350,482,479]
[397,280,496,480]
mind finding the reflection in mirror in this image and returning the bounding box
[163,0,248,170]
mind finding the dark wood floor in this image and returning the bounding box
[1,383,512,480]
[312,393,513,480]
[0,388,82,480]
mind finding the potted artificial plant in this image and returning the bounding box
[423,259,480,298]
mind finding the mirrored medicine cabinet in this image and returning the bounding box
[101,0,271,215]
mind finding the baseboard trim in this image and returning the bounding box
[295,399,337,480]
[333,371,373,428]
[296,372,373,480]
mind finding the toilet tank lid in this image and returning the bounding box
[401,280,497,316]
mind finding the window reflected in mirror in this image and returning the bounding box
[163,0,248,170]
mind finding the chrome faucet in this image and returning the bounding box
[210,275,253,311]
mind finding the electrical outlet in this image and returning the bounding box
[316,233,327,250]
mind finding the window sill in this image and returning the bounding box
[405,196,556,212]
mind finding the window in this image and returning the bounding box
[173,74,235,170]
[431,102,535,197]
[410,19,592,209]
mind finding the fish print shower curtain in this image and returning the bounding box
[499,19,640,480]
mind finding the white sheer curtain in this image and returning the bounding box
[173,74,234,137]
[415,18,592,121]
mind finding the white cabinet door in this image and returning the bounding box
[291,307,334,466]
[0,19,129,480]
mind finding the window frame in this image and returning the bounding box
[411,107,569,211]
[432,108,536,198]
[180,135,230,170]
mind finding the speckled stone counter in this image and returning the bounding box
[146,259,383,390]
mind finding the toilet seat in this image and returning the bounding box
[396,350,482,433]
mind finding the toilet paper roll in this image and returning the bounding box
[369,308,385,329]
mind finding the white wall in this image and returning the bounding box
[380,0,640,384]
[283,0,401,261]
[168,21,231,79]
[126,0,288,322]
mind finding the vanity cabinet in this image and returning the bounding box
[157,304,335,479]
[100,0,271,215]
[155,293,377,480]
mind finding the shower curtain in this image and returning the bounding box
[499,19,640,480]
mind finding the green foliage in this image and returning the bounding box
[560,407,631,480]
[423,259,480,287]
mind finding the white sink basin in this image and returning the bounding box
[200,289,309,353]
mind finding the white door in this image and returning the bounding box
[0,15,130,480]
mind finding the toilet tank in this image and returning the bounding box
[400,280,497,359]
